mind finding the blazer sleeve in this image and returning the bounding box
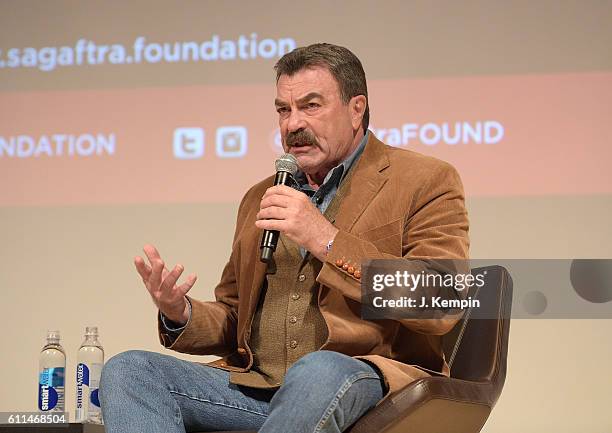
[317,160,470,336]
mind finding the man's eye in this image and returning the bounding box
[277,107,289,114]
[307,103,319,109]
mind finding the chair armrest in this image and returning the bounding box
[347,376,497,433]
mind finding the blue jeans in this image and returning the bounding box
[99,349,385,433]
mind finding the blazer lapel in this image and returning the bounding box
[332,133,390,232]
[246,242,268,318]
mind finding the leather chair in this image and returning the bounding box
[207,265,513,433]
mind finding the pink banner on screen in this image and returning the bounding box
[0,72,610,205]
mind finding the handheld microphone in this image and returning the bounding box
[260,153,299,263]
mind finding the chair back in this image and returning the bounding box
[442,265,513,403]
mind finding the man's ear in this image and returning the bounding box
[349,95,367,131]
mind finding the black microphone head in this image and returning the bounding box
[275,153,299,176]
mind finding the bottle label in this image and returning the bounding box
[76,362,103,421]
[88,362,102,414]
[75,363,89,420]
[38,367,65,412]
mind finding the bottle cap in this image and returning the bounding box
[46,330,60,343]
[85,326,98,336]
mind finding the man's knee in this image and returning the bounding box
[100,350,157,399]
[102,349,153,377]
[269,350,384,429]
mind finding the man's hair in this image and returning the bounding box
[274,43,369,131]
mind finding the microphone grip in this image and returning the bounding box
[259,171,293,263]
[260,232,278,263]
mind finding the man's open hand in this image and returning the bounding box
[134,244,197,325]
[255,185,338,261]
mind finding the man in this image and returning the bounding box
[100,43,469,433]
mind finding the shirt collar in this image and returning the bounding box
[294,130,369,191]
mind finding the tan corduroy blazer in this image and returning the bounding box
[158,132,470,405]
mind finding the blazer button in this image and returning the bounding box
[219,361,227,367]
[237,347,247,355]
[347,266,355,275]
[354,269,362,279]
[342,262,350,271]
[335,258,344,267]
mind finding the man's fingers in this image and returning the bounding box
[176,273,198,296]
[139,245,194,303]
[259,194,291,210]
[149,259,165,294]
[143,244,162,265]
[262,184,300,200]
[255,218,285,232]
[161,265,171,281]
[256,206,287,221]
[134,256,152,281]
[160,264,184,293]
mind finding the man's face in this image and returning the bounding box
[275,67,358,177]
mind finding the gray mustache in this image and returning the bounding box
[286,130,319,148]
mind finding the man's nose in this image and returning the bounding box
[287,109,307,133]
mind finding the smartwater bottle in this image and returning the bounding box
[38,330,66,412]
[75,326,104,424]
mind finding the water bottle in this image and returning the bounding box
[75,326,104,424]
[38,330,66,413]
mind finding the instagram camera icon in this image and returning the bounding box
[216,126,248,158]
[173,127,205,159]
